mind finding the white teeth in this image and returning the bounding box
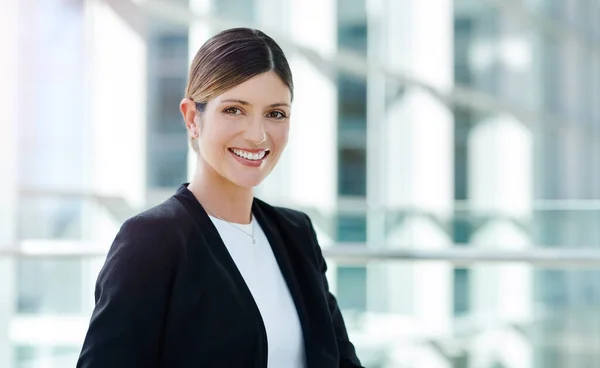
[232,149,267,161]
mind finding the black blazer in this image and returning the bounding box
[77,184,363,368]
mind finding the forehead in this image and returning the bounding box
[214,71,291,105]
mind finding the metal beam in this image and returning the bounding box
[22,187,600,210]
[3,244,600,267]
[20,188,135,223]
[321,246,600,267]
[483,0,600,52]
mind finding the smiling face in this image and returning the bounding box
[194,71,292,188]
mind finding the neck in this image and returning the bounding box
[187,158,254,224]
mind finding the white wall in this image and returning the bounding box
[374,0,455,366]
[0,0,19,364]
[271,0,338,214]
[468,116,533,368]
[88,0,148,211]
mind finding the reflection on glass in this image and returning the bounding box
[15,346,79,368]
[17,260,83,315]
[147,31,189,189]
[18,198,83,240]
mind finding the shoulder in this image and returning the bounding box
[109,196,191,263]
[254,198,327,269]
[254,197,311,229]
[253,198,321,247]
[95,197,188,304]
[123,196,191,238]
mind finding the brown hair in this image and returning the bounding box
[185,28,294,152]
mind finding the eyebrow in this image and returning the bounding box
[220,99,290,108]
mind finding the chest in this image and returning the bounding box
[213,219,306,367]
[158,223,337,368]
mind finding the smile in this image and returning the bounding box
[228,148,270,161]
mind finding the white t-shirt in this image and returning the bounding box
[209,215,306,368]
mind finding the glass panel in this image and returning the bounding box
[338,75,368,133]
[18,197,84,240]
[4,255,600,368]
[338,148,367,196]
[17,259,83,314]
[214,0,256,23]
[15,346,80,368]
[336,266,367,311]
[337,214,367,242]
[17,0,86,190]
[337,0,367,55]
[148,136,189,188]
[336,214,368,311]
[147,30,189,189]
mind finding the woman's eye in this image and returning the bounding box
[267,111,287,120]
[224,107,242,115]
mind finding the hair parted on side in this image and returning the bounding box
[184,28,294,153]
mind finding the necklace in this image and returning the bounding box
[204,207,256,244]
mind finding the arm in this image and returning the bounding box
[305,214,364,368]
[77,216,177,368]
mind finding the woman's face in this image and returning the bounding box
[195,71,291,188]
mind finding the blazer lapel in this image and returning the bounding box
[253,201,339,367]
[173,184,269,365]
[252,201,314,364]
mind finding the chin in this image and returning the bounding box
[228,174,266,189]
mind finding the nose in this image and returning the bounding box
[244,115,267,145]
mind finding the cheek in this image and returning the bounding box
[198,128,229,166]
[270,124,290,149]
[202,117,235,149]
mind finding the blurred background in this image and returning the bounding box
[1,0,600,367]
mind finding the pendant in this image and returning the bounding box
[252,238,255,244]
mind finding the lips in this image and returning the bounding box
[229,148,270,161]
[227,148,271,168]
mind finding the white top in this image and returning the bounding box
[209,214,306,368]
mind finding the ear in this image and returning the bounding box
[180,98,199,137]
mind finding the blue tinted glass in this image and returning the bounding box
[337,266,367,311]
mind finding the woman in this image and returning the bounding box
[77,28,363,368]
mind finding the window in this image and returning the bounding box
[338,148,367,196]
[147,32,189,189]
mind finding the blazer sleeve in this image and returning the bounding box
[305,214,364,368]
[77,215,178,368]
